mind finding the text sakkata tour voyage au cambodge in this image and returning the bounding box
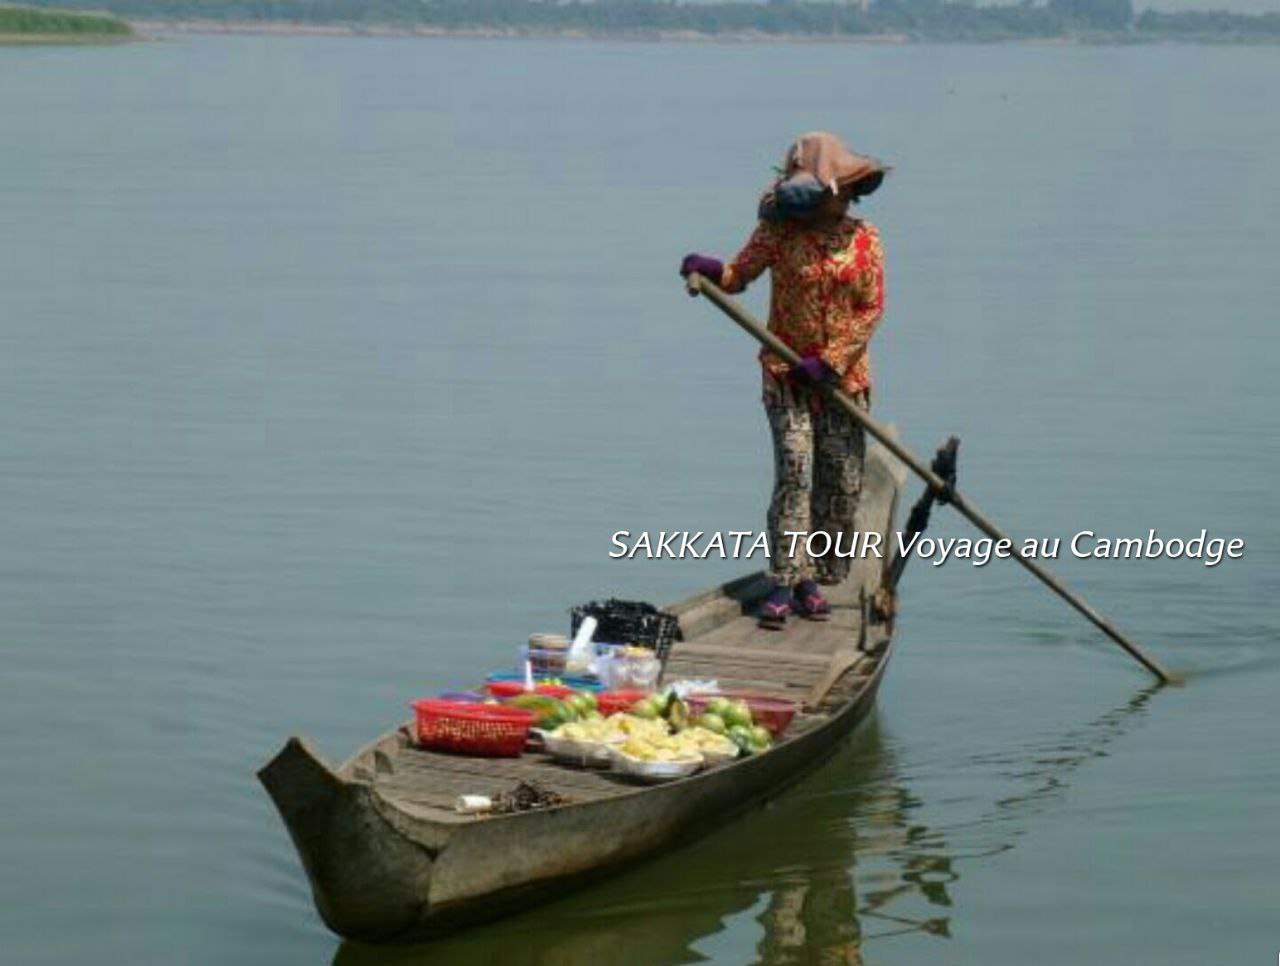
[608,529,1246,568]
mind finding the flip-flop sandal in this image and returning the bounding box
[757,600,790,631]
[794,582,832,621]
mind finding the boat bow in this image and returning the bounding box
[258,737,440,942]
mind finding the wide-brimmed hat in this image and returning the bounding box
[759,131,888,223]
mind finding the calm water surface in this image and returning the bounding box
[1,35,1277,965]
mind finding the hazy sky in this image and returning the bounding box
[1138,0,1276,10]
[698,0,1280,15]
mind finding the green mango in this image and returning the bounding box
[695,713,727,735]
[723,701,753,729]
[728,725,755,753]
[509,693,559,712]
[707,697,732,718]
[631,698,661,720]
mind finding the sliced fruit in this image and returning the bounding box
[664,695,689,730]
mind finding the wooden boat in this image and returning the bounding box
[259,441,912,943]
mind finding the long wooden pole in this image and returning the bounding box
[686,272,1174,684]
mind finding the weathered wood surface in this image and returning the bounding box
[257,440,908,942]
[368,439,904,823]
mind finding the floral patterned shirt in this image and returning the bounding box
[720,216,885,398]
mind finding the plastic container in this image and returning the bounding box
[699,743,740,766]
[529,632,570,650]
[438,690,485,703]
[485,672,603,692]
[542,733,616,768]
[570,599,681,664]
[522,647,568,677]
[688,692,798,737]
[565,616,598,677]
[608,745,702,783]
[595,689,652,717]
[524,633,570,676]
[485,680,575,701]
[595,650,663,691]
[412,700,535,757]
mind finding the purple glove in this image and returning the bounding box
[792,354,836,385]
[679,253,724,285]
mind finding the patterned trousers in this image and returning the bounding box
[765,384,868,586]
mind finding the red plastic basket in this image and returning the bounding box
[485,680,575,701]
[596,689,652,717]
[412,700,535,757]
[688,692,797,737]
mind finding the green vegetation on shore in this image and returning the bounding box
[0,3,132,38]
[13,0,1280,43]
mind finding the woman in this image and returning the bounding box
[680,131,887,630]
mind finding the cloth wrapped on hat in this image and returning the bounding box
[758,131,888,223]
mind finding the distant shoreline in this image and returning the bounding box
[0,31,131,42]
[129,19,1280,44]
[132,20,914,43]
[0,4,134,44]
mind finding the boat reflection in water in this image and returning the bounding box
[333,687,1155,966]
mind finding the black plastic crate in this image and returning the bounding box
[569,599,681,664]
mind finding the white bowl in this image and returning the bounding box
[698,744,740,766]
[608,746,703,782]
[543,733,616,768]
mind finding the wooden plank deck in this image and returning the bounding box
[370,439,902,819]
[662,575,867,696]
[373,595,870,820]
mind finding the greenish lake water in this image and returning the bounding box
[1,35,1277,965]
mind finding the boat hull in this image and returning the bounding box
[259,437,908,942]
[259,737,444,941]
[258,638,891,943]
